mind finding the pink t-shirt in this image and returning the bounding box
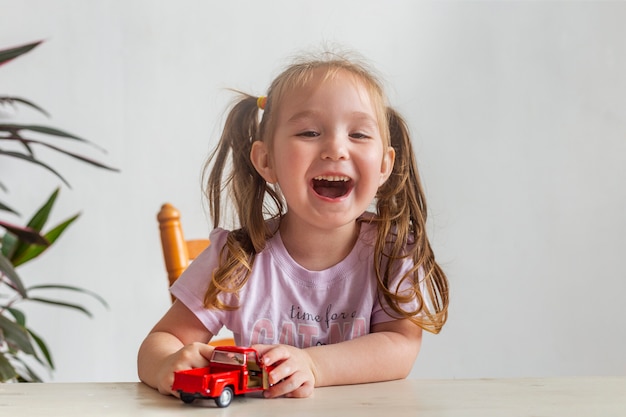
[171,219,417,348]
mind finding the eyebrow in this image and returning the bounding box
[286,110,320,123]
[287,110,378,125]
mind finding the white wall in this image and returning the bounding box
[1,1,624,382]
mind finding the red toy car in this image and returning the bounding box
[172,346,273,408]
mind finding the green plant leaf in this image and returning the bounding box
[12,213,79,267]
[0,40,43,67]
[0,123,100,148]
[20,365,43,382]
[26,297,94,317]
[1,310,52,377]
[28,284,109,309]
[0,353,18,382]
[0,313,36,355]
[1,125,119,172]
[0,96,50,117]
[7,307,26,326]
[0,220,49,246]
[26,188,59,232]
[0,39,114,383]
[11,357,44,382]
[0,252,27,296]
[0,200,20,215]
[26,327,54,370]
[18,137,118,171]
[7,188,59,263]
[0,150,70,186]
[0,230,18,258]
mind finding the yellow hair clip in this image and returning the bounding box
[257,96,267,110]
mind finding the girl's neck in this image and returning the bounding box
[278,215,360,271]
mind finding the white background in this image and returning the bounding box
[1,1,624,382]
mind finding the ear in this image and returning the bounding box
[379,146,395,186]
[250,141,278,183]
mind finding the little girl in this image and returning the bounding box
[138,50,449,399]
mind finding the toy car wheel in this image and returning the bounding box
[215,386,234,408]
[180,393,195,404]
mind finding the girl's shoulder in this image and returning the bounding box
[208,226,231,247]
[208,218,280,250]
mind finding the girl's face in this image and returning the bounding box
[252,69,395,233]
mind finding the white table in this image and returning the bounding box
[1,377,624,416]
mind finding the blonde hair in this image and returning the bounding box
[202,51,449,334]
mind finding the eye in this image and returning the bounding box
[350,132,371,140]
[297,131,320,138]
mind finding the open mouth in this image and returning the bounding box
[312,175,352,199]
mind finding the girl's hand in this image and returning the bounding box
[155,342,214,396]
[252,344,317,398]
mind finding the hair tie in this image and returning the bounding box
[257,96,267,110]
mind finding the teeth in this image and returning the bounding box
[314,175,350,182]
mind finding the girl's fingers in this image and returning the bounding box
[251,344,289,367]
[198,343,215,360]
[268,360,293,385]
[286,380,315,398]
[265,371,314,398]
[251,344,315,398]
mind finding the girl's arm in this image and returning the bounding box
[254,318,422,398]
[137,300,215,395]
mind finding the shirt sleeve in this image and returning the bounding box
[370,255,423,326]
[169,228,230,335]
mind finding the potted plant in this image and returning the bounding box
[0,40,117,382]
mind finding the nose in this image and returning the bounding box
[320,133,349,161]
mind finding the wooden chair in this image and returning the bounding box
[157,203,235,346]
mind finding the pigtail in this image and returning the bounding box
[206,95,256,229]
[373,107,449,334]
[202,93,281,309]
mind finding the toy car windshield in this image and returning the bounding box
[211,350,245,366]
